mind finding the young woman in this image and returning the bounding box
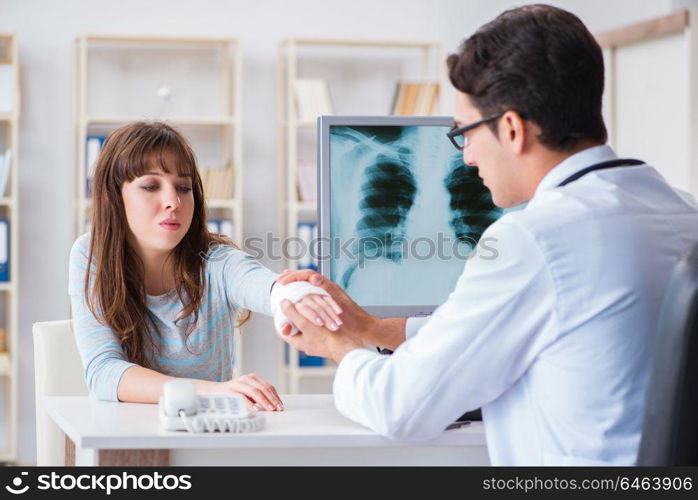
[69,121,341,411]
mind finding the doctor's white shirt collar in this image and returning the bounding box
[534,144,618,195]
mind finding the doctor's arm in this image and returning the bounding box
[281,220,557,441]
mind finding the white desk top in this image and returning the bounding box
[45,394,486,450]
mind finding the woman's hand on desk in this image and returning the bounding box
[205,373,283,412]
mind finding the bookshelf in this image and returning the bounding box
[74,35,245,378]
[0,32,19,463]
[276,38,446,393]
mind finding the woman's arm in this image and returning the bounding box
[117,365,208,402]
[212,245,278,315]
[70,236,282,409]
[117,366,283,410]
[211,245,342,329]
[70,235,138,401]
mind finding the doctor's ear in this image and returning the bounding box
[499,111,529,155]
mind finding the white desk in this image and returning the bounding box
[45,394,489,466]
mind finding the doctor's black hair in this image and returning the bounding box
[447,4,607,151]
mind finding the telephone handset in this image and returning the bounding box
[158,380,265,433]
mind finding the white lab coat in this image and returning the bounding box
[333,145,698,465]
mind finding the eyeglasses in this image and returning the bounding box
[446,112,505,150]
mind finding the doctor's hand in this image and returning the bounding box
[273,272,343,332]
[280,299,364,363]
[277,269,382,343]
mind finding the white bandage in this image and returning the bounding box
[270,281,330,336]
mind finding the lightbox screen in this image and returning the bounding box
[329,125,502,307]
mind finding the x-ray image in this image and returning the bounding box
[329,125,502,307]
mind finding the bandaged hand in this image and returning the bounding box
[270,280,343,336]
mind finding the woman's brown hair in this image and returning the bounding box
[85,121,249,368]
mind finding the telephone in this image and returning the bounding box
[158,380,265,433]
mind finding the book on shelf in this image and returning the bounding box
[0,219,8,282]
[391,82,440,116]
[200,166,235,199]
[207,218,236,240]
[0,149,11,197]
[401,83,419,115]
[297,161,317,202]
[422,82,440,114]
[0,35,11,64]
[390,84,405,116]
[294,79,333,123]
[0,327,5,352]
[85,135,107,197]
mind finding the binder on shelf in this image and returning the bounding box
[0,149,11,197]
[206,220,219,234]
[85,135,107,197]
[231,337,238,368]
[219,219,235,239]
[0,219,9,282]
[296,222,317,271]
[294,79,333,122]
[299,351,325,367]
[284,344,326,367]
[207,218,235,239]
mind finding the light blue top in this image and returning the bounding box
[68,233,277,401]
[334,145,698,465]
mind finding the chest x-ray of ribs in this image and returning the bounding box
[444,159,502,247]
[354,154,416,258]
[333,126,501,291]
[333,127,419,289]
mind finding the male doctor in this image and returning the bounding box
[278,4,698,465]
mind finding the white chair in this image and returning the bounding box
[33,320,88,466]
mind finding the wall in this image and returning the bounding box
[458,0,675,35]
[0,0,469,465]
[0,0,685,464]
